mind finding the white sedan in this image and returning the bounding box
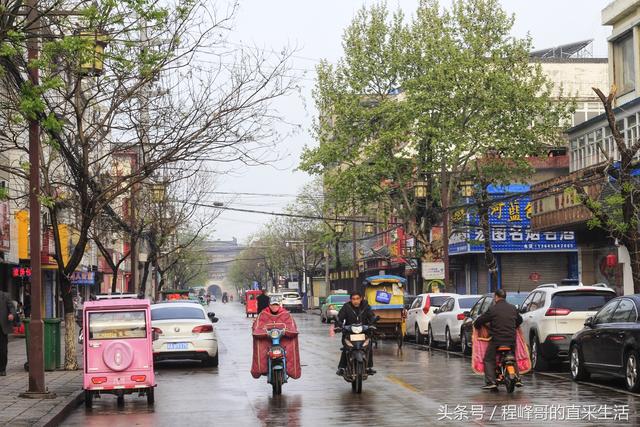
[428,294,482,351]
[151,302,219,366]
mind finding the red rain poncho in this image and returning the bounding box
[472,325,532,375]
[251,307,301,379]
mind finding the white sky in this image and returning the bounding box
[208,0,611,243]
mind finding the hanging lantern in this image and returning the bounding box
[413,181,428,199]
[78,30,108,76]
[151,183,166,203]
[460,180,474,198]
[605,253,618,269]
[364,222,375,234]
[334,221,346,234]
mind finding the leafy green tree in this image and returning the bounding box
[301,0,568,290]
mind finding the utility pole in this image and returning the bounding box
[352,220,357,291]
[22,0,49,398]
[441,166,450,289]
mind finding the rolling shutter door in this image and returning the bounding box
[500,253,570,293]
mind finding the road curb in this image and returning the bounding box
[36,389,83,427]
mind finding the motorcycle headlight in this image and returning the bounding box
[269,329,282,338]
[351,325,363,334]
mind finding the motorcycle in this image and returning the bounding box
[266,327,288,396]
[336,323,376,394]
[495,345,519,393]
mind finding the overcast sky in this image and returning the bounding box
[208,0,611,243]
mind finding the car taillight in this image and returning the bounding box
[423,295,431,315]
[457,313,466,321]
[548,335,566,341]
[91,377,107,384]
[192,324,214,333]
[545,308,572,316]
[131,375,146,382]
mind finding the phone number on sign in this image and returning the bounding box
[437,404,629,422]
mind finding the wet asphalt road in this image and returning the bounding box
[63,302,640,426]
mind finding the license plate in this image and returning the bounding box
[167,342,188,350]
[350,334,366,342]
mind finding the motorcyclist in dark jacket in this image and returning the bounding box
[335,291,377,376]
[474,289,523,390]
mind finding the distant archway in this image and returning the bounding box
[207,284,222,298]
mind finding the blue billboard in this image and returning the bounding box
[449,185,577,255]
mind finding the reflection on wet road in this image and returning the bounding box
[63,302,639,426]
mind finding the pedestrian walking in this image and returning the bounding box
[0,291,17,376]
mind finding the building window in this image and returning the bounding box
[614,33,636,96]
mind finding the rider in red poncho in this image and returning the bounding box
[251,297,301,380]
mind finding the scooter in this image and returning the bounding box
[266,327,288,396]
[495,345,520,393]
[336,323,376,394]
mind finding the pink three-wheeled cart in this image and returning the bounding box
[83,298,156,407]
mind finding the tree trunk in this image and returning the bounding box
[111,271,119,293]
[623,236,640,294]
[478,196,498,292]
[140,259,151,298]
[60,274,78,370]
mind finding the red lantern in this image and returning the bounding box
[12,267,19,278]
[605,253,618,269]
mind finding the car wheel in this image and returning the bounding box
[427,325,434,348]
[445,328,453,351]
[415,325,424,345]
[146,387,155,405]
[569,345,590,381]
[203,352,219,367]
[531,334,548,371]
[84,390,93,408]
[460,329,470,355]
[625,350,640,392]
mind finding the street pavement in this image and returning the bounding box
[0,334,82,427]
[63,302,640,426]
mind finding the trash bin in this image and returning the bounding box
[23,318,62,371]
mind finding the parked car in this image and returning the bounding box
[404,295,417,311]
[519,283,616,370]
[570,295,640,391]
[281,290,304,313]
[151,302,220,367]
[459,291,530,355]
[320,294,349,323]
[428,294,482,350]
[405,293,457,344]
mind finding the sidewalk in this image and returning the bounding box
[0,335,82,427]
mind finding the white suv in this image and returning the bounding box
[405,293,457,344]
[519,283,616,371]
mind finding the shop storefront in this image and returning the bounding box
[449,185,578,294]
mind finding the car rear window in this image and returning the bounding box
[331,295,349,303]
[430,296,449,307]
[458,297,480,309]
[550,291,616,311]
[507,293,529,307]
[283,293,300,298]
[89,310,146,340]
[151,307,205,320]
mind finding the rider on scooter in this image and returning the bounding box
[474,289,523,390]
[335,291,377,376]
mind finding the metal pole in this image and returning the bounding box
[25,0,46,396]
[441,167,450,289]
[352,220,357,291]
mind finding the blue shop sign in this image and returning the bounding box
[449,186,577,254]
[71,271,95,285]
